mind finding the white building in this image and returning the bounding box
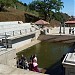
[0,21,40,49]
[62,53,75,75]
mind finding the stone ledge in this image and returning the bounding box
[0,64,48,75]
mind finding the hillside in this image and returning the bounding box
[0,12,25,22]
[0,0,39,22]
[0,1,70,27]
[0,7,40,22]
[0,9,69,27]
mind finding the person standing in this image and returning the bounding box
[29,55,33,71]
[33,54,37,62]
[32,59,39,72]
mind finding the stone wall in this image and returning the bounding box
[0,48,16,66]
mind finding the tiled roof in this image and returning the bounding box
[35,19,49,25]
[65,21,75,24]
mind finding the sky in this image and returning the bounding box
[19,0,75,16]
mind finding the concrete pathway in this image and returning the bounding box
[0,64,47,75]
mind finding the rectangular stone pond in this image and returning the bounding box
[17,41,73,75]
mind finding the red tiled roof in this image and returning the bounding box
[65,21,75,24]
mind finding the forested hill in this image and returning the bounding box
[0,0,71,27]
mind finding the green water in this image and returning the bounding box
[17,41,71,68]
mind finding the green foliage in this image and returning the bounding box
[0,0,69,23]
[28,0,64,21]
[53,12,70,22]
[0,0,18,11]
[0,0,18,6]
[24,3,27,6]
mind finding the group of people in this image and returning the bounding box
[16,54,40,72]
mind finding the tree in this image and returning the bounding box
[28,0,64,21]
[24,3,27,6]
[53,12,70,22]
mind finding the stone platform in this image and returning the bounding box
[0,64,47,75]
